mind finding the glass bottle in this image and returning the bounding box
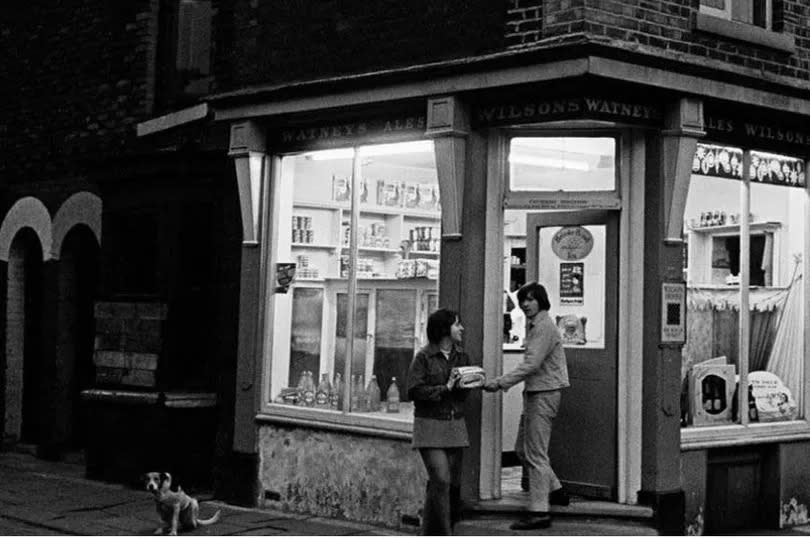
[365,375,381,413]
[302,371,316,407]
[315,373,331,409]
[386,377,401,414]
[330,373,343,410]
[748,384,759,421]
[354,374,367,412]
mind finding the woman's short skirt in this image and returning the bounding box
[412,416,469,449]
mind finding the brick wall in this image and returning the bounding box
[502,0,810,88]
[218,0,506,90]
[0,1,159,186]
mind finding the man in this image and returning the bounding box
[483,281,569,530]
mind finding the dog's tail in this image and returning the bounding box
[197,509,221,526]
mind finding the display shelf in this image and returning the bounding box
[323,276,437,283]
[292,242,338,250]
[341,246,401,254]
[688,221,781,235]
[410,250,440,257]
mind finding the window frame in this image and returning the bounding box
[503,131,622,211]
[258,140,441,435]
[695,0,795,53]
[680,144,810,447]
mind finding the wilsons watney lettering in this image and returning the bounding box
[281,116,426,143]
[476,97,662,125]
[707,116,810,147]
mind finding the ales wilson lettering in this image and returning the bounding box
[706,115,810,150]
[475,97,662,126]
[280,116,426,145]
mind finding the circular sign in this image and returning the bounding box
[551,226,594,261]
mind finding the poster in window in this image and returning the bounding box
[559,262,584,306]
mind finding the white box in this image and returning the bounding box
[689,363,736,426]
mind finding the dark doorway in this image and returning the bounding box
[58,225,99,450]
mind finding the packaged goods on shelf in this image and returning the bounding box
[292,214,314,243]
[332,176,369,203]
[416,183,440,211]
[332,175,351,202]
[396,258,438,279]
[377,179,402,207]
[403,183,419,208]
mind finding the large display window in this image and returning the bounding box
[682,143,807,431]
[264,140,440,426]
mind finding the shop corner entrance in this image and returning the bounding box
[501,209,619,500]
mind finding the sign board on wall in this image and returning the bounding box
[661,282,686,345]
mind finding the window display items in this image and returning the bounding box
[749,370,798,422]
[274,262,297,293]
[315,373,332,409]
[329,373,343,410]
[687,358,736,426]
[386,377,401,413]
[292,215,314,243]
[365,375,382,412]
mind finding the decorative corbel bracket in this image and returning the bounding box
[426,96,469,241]
[662,98,705,245]
[229,121,267,247]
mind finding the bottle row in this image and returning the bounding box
[273,371,402,413]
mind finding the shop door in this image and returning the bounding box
[526,210,619,499]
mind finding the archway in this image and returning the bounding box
[4,228,45,445]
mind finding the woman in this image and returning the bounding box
[483,281,569,530]
[407,308,471,535]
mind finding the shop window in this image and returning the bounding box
[267,141,439,423]
[509,137,615,192]
[700,0,770,28]
[682,144,806,430]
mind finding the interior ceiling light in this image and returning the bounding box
[509,153,590,171]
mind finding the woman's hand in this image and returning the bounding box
[482,380,500,392]
[446,369,462,391]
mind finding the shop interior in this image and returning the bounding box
[268,141,440,419]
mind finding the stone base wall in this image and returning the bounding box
[258,425,425,530]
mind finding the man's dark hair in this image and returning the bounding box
[516,281,551,311]
[427,308,459,344]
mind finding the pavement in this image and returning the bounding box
[2,451,810,536]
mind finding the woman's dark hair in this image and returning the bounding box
[426,308,459,344]
[516,281,551,311]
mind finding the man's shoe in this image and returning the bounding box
[509,514,551,530]
[550,488,570,506]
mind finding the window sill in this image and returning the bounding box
[257,404,413,441]
[681,420,810,450]
[694,13,795,53]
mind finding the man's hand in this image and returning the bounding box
[482,380,500,392]
[446,369,462,391]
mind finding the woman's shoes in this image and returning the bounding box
[510,513,552,530]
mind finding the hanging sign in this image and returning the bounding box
[661,282,686,345]
[551,226,593,261]
[559,262,584,306]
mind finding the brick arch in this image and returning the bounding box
[52,192,102,260]
[0,197,53,262]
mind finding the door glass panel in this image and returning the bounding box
[374,289,416,408]
[334,292,369,389]
[288,287,324,386]
[536,224,606,348]
[509,137,616,191]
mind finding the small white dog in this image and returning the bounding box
[143,472,221,535]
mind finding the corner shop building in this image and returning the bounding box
[198,53,810,534]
